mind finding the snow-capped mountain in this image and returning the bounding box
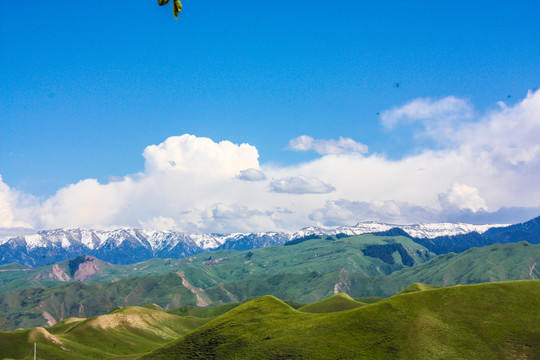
[292,221,509,239]
[0,228,292,267]
[0,221,508,267]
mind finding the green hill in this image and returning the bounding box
[2,281,539,359]
[166,302,242,318]
[395,282,441,295]
[0,273,200,330]
[297,292,365,313]
[143,280,540,360]
[0,306,207,360]
[391,241,540,286]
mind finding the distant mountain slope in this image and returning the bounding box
[142,281,540,360]
[0,219,509,267]
[412,215,540,254]
[483,215,540,243]
[0,273,201,331]
[390,241,540,286]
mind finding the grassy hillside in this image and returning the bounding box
[395,282,441,295]
[391,241,540,286]
[0,306,207,360]
[2,281,539,359]
[0,274,199,330]
[143,280,540,360]
[297,293,365,313]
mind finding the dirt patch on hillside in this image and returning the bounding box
[176,271,209,307]
[73,259,103,281]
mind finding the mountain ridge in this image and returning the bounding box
[0,220,510,267]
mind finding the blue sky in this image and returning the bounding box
[1,1,540,234]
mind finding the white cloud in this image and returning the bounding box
[0,176,33,229]
[456,90,540,169]
[269,176,336,194]
[381,96,473,129]
[139,216,178,230]
[438,183,487,212]
[142,134,260,176]
[380,96,474,142]
[237,168,267,181]
[1,90,540,234]
[289,135,368,155]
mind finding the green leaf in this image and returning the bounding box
[173,0,182,19]
[158,0,170,5]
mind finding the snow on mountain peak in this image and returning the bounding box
[293,221,508,239]
[6,221,509,254]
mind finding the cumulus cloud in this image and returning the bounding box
[289,135,368,155]
[438,183,487,212]
[1,90,540,235]
[237,168,267,181]
[456,90,540,169]
[143,134,260,176]
[269,176,336,194]
[25,134,273,232]
[0,176,33,229]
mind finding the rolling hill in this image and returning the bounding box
[142,280,540,360]
[2,281,539,359]
[0,306,206,360]
[2,239,540,331]
[297,292,365,313]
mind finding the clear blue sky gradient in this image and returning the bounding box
[1,1,539,197]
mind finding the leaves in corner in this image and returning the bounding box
[173,0,182,19]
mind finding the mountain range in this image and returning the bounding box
[0,221,511,267]
[1,231,539,331]
[0,215,539,332]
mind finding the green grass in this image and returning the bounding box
[0,274,199,330]
[297,293,366,313]
[0,263,30,270]
[354,296,382,304]
[142,280,540,360]
[0,306,207,360]
[391,241,540,286]
[395,282,441,295]
[167,302,242,318]
[2,281,540,359]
